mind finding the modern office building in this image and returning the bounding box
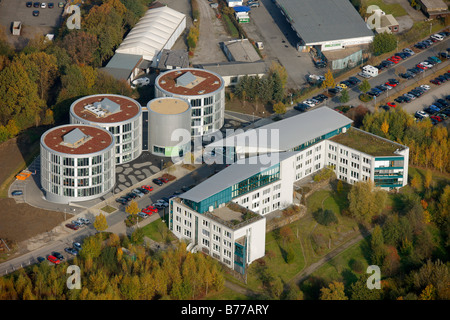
[40,124,115,204]
[147,97,192,157]
[207,107,409,190]
[69,94,142,165]
[170,152,301,273]
[154,68,225,137]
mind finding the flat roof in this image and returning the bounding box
[196,61,270,77]
[180,152,298,203]
[42,125,113,155]
[148,97,190,115]
[224,39,261,62]
[71,95,141,124]
[156,68,223,96]
[329,127,406,157]
[209,107,353,151]
[276,0,373,44]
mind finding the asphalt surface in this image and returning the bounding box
[242,0,318,89]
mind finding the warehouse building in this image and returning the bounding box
[274,0,373,53]
[154,68,225,137]
[146,97,192,157]
[69,94,142,165]
[40,124,115,204]
[104,3,186,82]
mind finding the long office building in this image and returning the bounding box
[208,107,409,190]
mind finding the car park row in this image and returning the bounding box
[37,241,82,265]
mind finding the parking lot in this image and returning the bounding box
[0,0,65,49]
[241,0,318,88]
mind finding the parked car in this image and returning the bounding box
[116,197,128,205]
[142,185,154,192]
[33,2,40,7]
[58,2,64,8]
[73,242,82,251]
[52,252,64,261]
[436,99,449,107]
[26,2,33,7]
[131,77,150,88]
[138,212,148,219]
[32,10,39,16]
[403,48,414,55]
[153,178,163,186]
[48,2,54,8]
[40,2,46,8]
[415,111,428,119]
[11,190,23,196]
[160,177,169,184]
[132,189,144,197]
[65,223,80,230]
[387,102,396,108]
[65,247,78,256]
[37,256,45,263]
[430,79,442,85]
[420,84,430,91]
[142,205,158,215]
[47,255,60,264]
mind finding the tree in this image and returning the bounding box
[339,89,350,104]
[18,52,58,101]
[350,274,383,300]
[348,180,387,223]
[0,60,46,129]
[279,226,295,245]
[272,101,286,114]
[359,79,371,92]
[371,32,397,56]
[381,119,389,137]
[321,69,335,89]
[94,213,108,232]
[269,61,288,89]
[60,31,99,65]
[370,225,386,265]
[424,169,433,189]
[336,180,344,193]
[320,281,348,300]
[126,200,140,216]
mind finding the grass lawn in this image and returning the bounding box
[364,0,407,17]
[141,219,177,243]
[101,205,117,214]
[204,286,249,300]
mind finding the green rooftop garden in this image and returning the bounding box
[329,127,404,157]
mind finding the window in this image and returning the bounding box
[122,123,132,133]
[202,229,210,237]
[63,157,74,166]
[191,98,202,107]
[192,108,201,117]
[77,158,89,167]
[204,96,213,105]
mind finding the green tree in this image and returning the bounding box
[370,225,386,265]
[348,180,387,223]
[371,32,398,56]
[339,89,350,103]
[358,79,371,92]
[350,274,383,300]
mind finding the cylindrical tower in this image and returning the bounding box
[147,97,192,157]
[69,94,142,165]
[154,68,225,137]
[40,124,115,204]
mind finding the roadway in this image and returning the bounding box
[0,162,221,276]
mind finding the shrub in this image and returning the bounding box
[313,209,338,226]
[358,93,373,102]
[349,259,365,273]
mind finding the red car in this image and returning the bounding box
[388,57,400,64]
[431,115,442,122]
[159,177,169,183]
[65,223,80,230]
[141,185,153,192]
[417,64,427,70]
[142,205,158,215]
[387,102,396,108]
[385,82,397,87]
[47,255,60,264]
[430,79,442,85]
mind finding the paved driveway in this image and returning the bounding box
[0,0,65,49]
[241,0,318,89]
